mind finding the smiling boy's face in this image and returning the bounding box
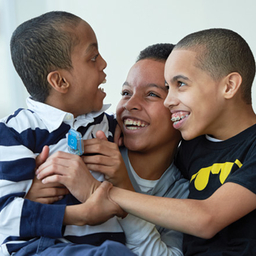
[116,59,181,153]
[59,20,107,117]
[164,49,226,140]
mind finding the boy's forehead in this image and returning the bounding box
[72,20,98,53]
[85,43,98,53]
[164,49,198,79]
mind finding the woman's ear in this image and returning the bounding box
[223,72,242,99]
[47,71,70,94]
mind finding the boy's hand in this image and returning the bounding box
[114,124,124,146]
[25,176,69,204]
[35,145,49,168]
[26,146,69,204]
[82,131,134,190]
[64,181,127,226]
[36,151,101,203]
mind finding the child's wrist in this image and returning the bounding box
[104,181,128,219]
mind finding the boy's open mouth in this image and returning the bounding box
[171,112,189,124]
[124,118,149,130]
[99,79,106,92]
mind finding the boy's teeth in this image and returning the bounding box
[124,119,148,128]
[171,113,189,122]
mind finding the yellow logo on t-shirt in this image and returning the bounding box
[190,159,243,191]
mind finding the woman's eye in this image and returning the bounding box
[91,54,99,62]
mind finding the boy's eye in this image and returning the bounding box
[121,90,131,96]
[91,54,99,62]
[165,82,169,90]
[148,92,159,97]
[178,81,186,87]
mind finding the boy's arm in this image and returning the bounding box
[0,175,66,239]
[0,126,64,239]
[109,181,256,239]
[63,181,126,226]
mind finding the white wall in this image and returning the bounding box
[0,0,256,118]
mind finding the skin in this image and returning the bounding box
[164,49,256,140]
[46,20,107,117]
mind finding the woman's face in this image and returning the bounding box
[116,59,181,153]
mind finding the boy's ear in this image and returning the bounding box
[47,71,70,93]
[223,72,242,99]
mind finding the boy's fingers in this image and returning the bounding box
[95,130,108,141]
[35,145,49,168]
[114,124,122,145]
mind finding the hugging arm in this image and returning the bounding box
[108,181,256,239]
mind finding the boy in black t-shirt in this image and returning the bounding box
[163,28,256,255]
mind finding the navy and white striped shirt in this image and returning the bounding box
[0,98,124,255]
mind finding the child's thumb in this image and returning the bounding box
[95,130,107,141]
[36,145,49,168]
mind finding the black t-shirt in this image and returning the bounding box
[175,124,256,256]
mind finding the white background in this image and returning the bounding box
[0,0,255,118]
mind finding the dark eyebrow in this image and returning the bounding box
[122,81,130,87]
[85,42,98,54]
[122,81,168,92]
[171,75,190,83]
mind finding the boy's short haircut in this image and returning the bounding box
[174,28,255,104]
[10,11,82,103]
[137,43,175,62]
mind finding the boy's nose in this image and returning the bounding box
[164,90,179,109]
[100,55,107,70]
[124,96,142,111]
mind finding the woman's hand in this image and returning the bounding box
[36,151,101,203]
[82,131,134,190]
